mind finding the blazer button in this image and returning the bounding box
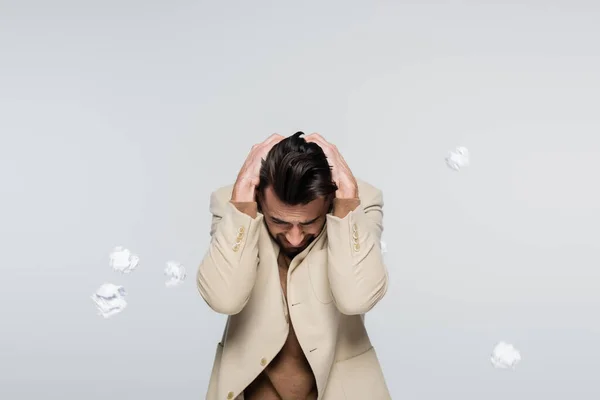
[260,357,267,366]
[227,391,234,399]
[353,242,360,252]
[232,243,240,252]
[238,226,245,234]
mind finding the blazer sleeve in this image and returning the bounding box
[196,190,263,315]
[325,188,389,315]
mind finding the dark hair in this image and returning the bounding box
[257,132,338,205]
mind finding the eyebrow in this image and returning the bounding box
[270,216,320,225]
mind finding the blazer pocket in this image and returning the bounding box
[337,347,391,400]
[308,250,334,304]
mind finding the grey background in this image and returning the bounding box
[1,0,599,399]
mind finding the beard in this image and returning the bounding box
[265,229,314,259]
[280,242,309,258]
[280,235,314,258]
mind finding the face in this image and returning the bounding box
[259,186,331,258]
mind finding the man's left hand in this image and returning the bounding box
[304,133,358,199]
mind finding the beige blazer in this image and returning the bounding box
[197,179,391,400]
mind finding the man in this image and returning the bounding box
[197,132,391,399]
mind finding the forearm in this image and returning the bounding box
[197,197,262,315]
[326,196,389,315]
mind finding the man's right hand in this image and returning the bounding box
[231,133,284,202]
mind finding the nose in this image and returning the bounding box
[285,226,304,247]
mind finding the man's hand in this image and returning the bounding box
[304,133,358,199]
[231,133,284,202]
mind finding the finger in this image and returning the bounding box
[315,134,337,152]
[307,134,335,151]
[304,134,327,148]
[306,136,337,161]
[263,137,283,153]
[306,132,325,141]
[253,134,282,155]
[264,133,283,145]
[303,132,320,141]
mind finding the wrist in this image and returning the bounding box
[335,192,357,199]
[231,179,257,202]
[336,184,358,199]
